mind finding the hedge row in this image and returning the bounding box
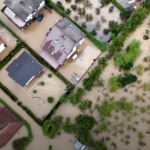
[0,82,18,102]
[0,43,23,69]
[0,19,21,41]
[48,0,106,52]
[111,0,127,12]
[0,99,32,149]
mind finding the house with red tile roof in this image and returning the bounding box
[0,107,22,148]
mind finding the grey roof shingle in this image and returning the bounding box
[56,18,86,43]
[6,51,43,87]
[4,0,44,21]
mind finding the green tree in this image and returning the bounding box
[81,22,86,29]
[47,97,54,103]
[12,137,29,150]
[109,21,118,31]
[90,29,97,36]
[103,29,110,35]
[71,4,77,11]
[95,8,100,15]
[65,8,71,15]
[42,120,59,139]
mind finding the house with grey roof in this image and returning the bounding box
[2,0,46,30]
[40,18,86,69]
[6,51,43,88]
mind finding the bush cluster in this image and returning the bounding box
[114,40,141,70]
[109,74,137,92]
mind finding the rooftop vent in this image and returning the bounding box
[65,20,68,23]
[32,61,34,63]
[54,40,58,44]
[51,52,54,55]
[61,46,65,50]
[16,64,19,67]
[63,35,66,39]
[73,28,76,31]
[69,24,72,27]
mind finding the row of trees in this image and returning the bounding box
[109,74,137,92]
[114,40,141,70]
[107,6,148,58]
[83,57,107,90]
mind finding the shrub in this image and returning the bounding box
[66,8,71,15]
[81,22,86,29]
[103,29,110,35]
[12,137,29,150]
[40,81,45,86]
[86,14,93,22]
[48,73,52,78]
[60,94,68,103]
[109,6,114,12]
[95,8,100,15]
[114,40,141,70]
[33,90,37,93]
[71,4,77,11]
[47,97,54,103]
[142,0,150,12]
[90,29,97,36]
[109,20,118,31]
[110,33,116,39]
[109,75,122,92]
[70,87,84,104]
[49,145,52,150]
[42,120,59,139]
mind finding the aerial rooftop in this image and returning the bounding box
[4,0,44,21]
[40,18,86,69]
[6,51,43,87]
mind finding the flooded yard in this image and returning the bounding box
[0,49,66,119]
[0,25,17,60]
[53,15,150,150]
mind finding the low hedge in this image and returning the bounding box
[0,42,23,69]
[111,0,127,12]
[0,99,32,149]
[48,0,106,52]
[0,82,18,102]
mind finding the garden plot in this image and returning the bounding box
[52,15,150,150]
[0,25,17,60]
[53,0,122,43]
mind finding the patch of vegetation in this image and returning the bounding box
[48,73,52,78]
[33,90,37,94]
[42,120,60,139]
[47,97,54,103]
[60,94,68,103]
[114,40,141,70]
[49,145,52,150]
[135,64,144,75]
[90,29,97,36]
[70,88,85,104]
[78,100,92,110]
[40,81,45,86]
